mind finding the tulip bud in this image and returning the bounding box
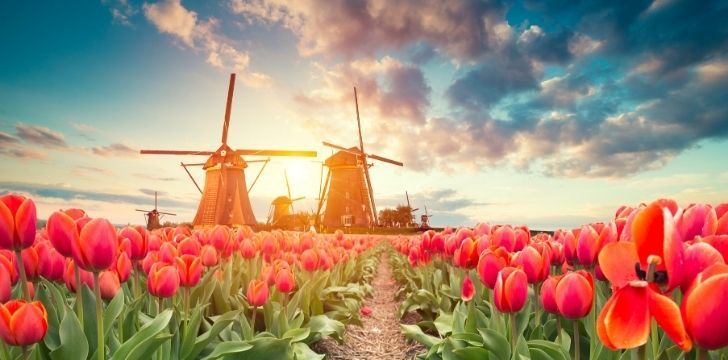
[0,300,48,346]
[476,247,509,289]
[493,267,528,313]
[99,271,121,300]
[300,249,319,272]
[555,271,594,319]
[175,255,203,288]
[73,218,118,272]
[147,263,180,298]
[46,211,78,258]
[0,194,37,250]
[246,279,269,307]
[540,275,562,314]
[682,263,728,350]
[119,226,147,260]
[461,276,475,302]
[275,268,295,293]
[200,245,218,267]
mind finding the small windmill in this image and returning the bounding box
[315,87,403,228]
[267,170,305,229]
[135,191,176,230]
[406,191,419,227]
[420,205,433,229]
[140,73,317,227]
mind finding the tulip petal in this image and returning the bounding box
[633,203,664,266]
[684,273,728,350]
[597,293,618,350]
[0,202,14,250]
[603,285,650,349]
[598,242,639,287]
[9,301,46,345]
[647,289,691,351]
[15,199,37,248]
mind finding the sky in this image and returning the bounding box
[1,0,727,229]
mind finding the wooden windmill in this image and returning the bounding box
[406,191,419,227]
[315,88,403,228]
[135,191,175,230]
[420,205,433,229]
[266,170,305,228]
[140,73,317,228]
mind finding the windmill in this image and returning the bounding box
[420,205,433,229]
[140,73,317,228]
[267,170,305,229]
[406,191,419,227]
[135,191,176,230]
[315,87,403,228]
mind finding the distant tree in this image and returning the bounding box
[378,205,415,227]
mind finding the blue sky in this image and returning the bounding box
[1,0,727,229]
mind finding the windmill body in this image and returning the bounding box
[316,88,403,229]
[135,191,175,230]
[140,73,316,228]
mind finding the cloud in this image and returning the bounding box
[15,123,68,148]
[139,188,167,197]
[0,181,197,210]
[103,0,137,26]
[143,0,272,87]
[133,173,179,182]
[90,143,138,157]
[72,166,115,177]
[70,121,100,139]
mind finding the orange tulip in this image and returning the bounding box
[73,218,118,272]
[681,263,728,350]
[0,262,10,303]
[597,281,691,351]
[0,194,37,250]
[99,271,121,300]
[493,267,528,313]
[631,201,684,291]
[147,263,180,298]
[554,270,594,319]
[200,245,218,267]
[246,279,269,307]
[275,268,295,293]
[476,247,510,289]
[511,245,549,283]
[461,276,475,302]
[175,255,203,288]
[46,211,78,258]
[300,249,319,272]
[63,259,94,292]
[0,300,48,346]
[540,275,562,315]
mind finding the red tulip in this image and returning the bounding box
[493,267,528,313]
[240,238,256,259]
[147,263,180,298]
[63,259,94,292]
[246,279,269,307]
[46,211,78,258]
[540,275,562,315]
[0,300,48,346]
[73,218,118,272]
[461,276,475,302]
[119,226,147,260]
[300,249,319,272]
[577,223,617,267]
[511,245,548,284]
[20,246,40,280]
[0,264,10,302]
[631,201,684,291]
[597,281,691,351]
[159,242,178,264]
[682,263,728,350]
[37,242,65,281]
[175,255,203,288]
[492,226,516,252]
[177,237,200,256]
[99,271,120,300]
[562,231,578,265]
[200,245,218,267]
[114,252,132,283]
[680,242,724,292]
[717,212,728,235]
[454,237,478,269]
[0,194,37,250]
[476,247,510,289]
[554,270,594,319]
[0,252,17,285]
[676,204,717,242]
[275,268,295,293]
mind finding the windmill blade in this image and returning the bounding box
[411,208,420,212]
[159,212,176,216]
[221,73,236,145]
[181,162,206,166]
[354,87,365,153]
[135,209,151,212]
[322,141,363,154]
[235,149,317,157]
[291,196,305,202]
[140,150,214,156]
[367,153,403,167]
[246,158,271,163]
[284,170,292,200]
[247,158,270,193]
[181,163,203,194]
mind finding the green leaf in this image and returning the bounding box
[50,310,89,360]
[283,327,311,343]
[306,315,345,344]
[434,312,454,336]
[401,324,442,349]
[201,341,253,360]
[103,289,125,336]
[184,309,243,360]
[478,328,511,360]
[527,340,569,360]
[292,342,325,360]
[452,347,490,360]
[110,309,173,360]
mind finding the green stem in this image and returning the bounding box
[650,319,659,358]
[1,341,11,360]
[22,345,29,360]
[696,347,708,360]
[556,316,562,343]
[510,313,517,356]
[133,266,141,299]
[93,272,105,360]
[637,345,647,360]
[15,250,30,300]
[183,287,190,340]
[250,306,257,339]
[574,321,580,360]
[75,264,84,326]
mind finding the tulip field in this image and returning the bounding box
[2,193,728,360]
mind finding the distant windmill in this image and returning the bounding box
[420,205,433,229]
[315,87,403,228]
[267,170,305,229]
[406,191,419,227]
[140,73,317,228]
[135,191,175,230]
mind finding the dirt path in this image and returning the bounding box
[316,254,426,359]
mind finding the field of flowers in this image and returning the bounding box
[2,193,728,360]
[391,199,728,360]
[0,193,381,360]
